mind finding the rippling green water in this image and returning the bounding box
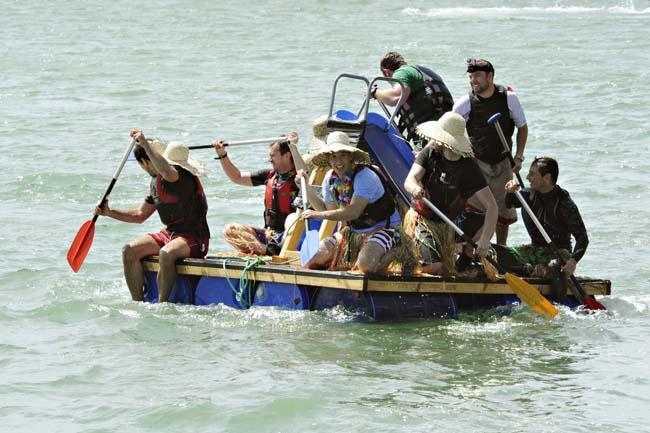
[2,1,650,432]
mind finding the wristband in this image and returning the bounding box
[214,153,228,160]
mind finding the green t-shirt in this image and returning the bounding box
[392,65,424,93]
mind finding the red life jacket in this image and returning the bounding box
[151,168,210,239]
[263,169,298,232]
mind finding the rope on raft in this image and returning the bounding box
[217,256,270,308]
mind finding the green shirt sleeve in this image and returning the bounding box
[392,65,424,92]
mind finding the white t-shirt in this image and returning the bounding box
[453,89,527,128]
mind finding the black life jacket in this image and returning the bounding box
[467,84,515,164]
[329,165,396,230]
[151,167,210,239]
[413,151,467,221]
[397,65,454,142]
[263,169,298,232]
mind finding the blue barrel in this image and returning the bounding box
[194,276,255,309]
[143,271,197,304]
[252,282,310,309]
[313,287,457,320]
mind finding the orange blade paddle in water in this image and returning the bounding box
[66,140,136,272]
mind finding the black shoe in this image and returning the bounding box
[456,253,473,273]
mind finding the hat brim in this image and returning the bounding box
[309,136,326,153]
[309,143,372,168]
[166,159,206,177]
[416,122,474,157]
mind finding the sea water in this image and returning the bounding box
[1,1,649,432]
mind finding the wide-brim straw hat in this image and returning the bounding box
[163,141,207,177]
[416,112,474,158]
[309,115,328,154]
[309,131,372,168]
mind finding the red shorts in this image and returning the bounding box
[147,229,209,258]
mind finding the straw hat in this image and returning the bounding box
[163,141,207,177]
[309,115,328,154]
[415,112,474,158]
[309,131,372,168]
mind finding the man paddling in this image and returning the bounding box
[212,132,301,256]
[403,112,498,276]
[94,129,210,302]
[499,157,589,302]
[453,58,528,245]
[372,51,454,147]
[297,131,402,274]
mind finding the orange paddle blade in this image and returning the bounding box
[504,272,558,319]
[67,220,96,272]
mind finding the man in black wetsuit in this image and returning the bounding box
[500,157,589,302]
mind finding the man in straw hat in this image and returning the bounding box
[453,58,528,245]
[94,129,210,302]
[298,131,401,274]
[404,112,498,275]
[212,132,302,256]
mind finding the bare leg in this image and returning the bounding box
[157,237,191,303]
[305,238,337,269]
[122,235,161,301]
[223,224,267,255]
[356,241,392,274]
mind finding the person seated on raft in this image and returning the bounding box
[212,132,305,256]
[403,112,498,276]
[94,129,210,302]
[297,131,402,274]
[498,157,589,302]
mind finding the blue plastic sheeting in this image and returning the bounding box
[143,271,197,304]
[252,282,310,309]
[333,109,413,206]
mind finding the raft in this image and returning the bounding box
[141,256,610,320]
[140,74,611,320]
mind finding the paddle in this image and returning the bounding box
[512,190,606,311]
[299,177,319,265]
[420,197,558,319]
[487,114,605,310]
[487,113,525,187]
[67,140,136,272]
[188,136,288,150]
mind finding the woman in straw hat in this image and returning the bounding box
[94,129,210,303]
[403,112,498,276]
[298,131,402,274]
